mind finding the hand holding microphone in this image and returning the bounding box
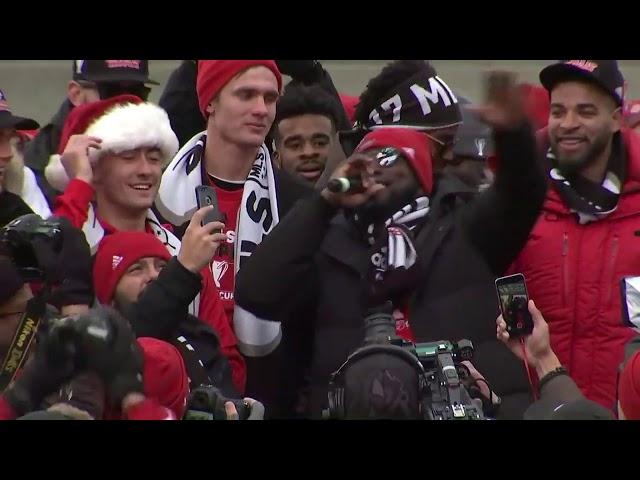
[321,153,385,209]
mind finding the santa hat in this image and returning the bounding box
[619,350,640,420]
[196,60,282,117]
[139,337,189,418]
[355,128,433,195]
[92,231,172,305]
[45,94,179,192]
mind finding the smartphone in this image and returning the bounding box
[195,186,224,232]
[495,273,534,338]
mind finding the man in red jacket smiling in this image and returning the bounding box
[510,60,640,411]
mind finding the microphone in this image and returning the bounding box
[327,176,363,194]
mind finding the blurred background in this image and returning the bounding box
[3,60,640,125]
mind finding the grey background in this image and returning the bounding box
[2,60,640,125]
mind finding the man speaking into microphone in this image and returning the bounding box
[235,73,548,419]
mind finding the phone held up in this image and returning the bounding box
[195,186,225,234]
[495,273,534,338]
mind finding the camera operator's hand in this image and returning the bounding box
[224,398,265,420]
[32,216,94,309]
[467,71,527,132]
[320,154,385,209]
[460,360,501,406]
[496,299,561,377]
[4,328,76,417]
[83,307,144,407]
[60,134,102,185]
[177,206,227,274]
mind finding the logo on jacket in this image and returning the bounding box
[475,138,486,157]
[212,260,229,288]
[112,255,123,270]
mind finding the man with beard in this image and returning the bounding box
[235,75,547,418]
[508,60,640,412]
[272,83,341,186]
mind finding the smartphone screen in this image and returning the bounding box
[495,273,534,337]
[195,186,224,232]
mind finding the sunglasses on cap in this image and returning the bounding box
[356,146,404,168]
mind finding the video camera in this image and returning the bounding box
[0,214,63,282]
[183,385,250,420]
[325,303,485,420]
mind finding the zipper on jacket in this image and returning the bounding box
[604,235,619,305]
[562,233,569,307]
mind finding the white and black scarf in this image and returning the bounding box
[547,133,626,225]
[155,132,282,358]
[357,197,430,305]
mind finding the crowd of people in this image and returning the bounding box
[0,59,639,420]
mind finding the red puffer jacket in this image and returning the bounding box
[511,128,640,410]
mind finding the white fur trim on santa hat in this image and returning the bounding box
[85,102,178,165]
[44,102,179,192]
[45,154,69,193]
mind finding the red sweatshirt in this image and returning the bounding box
[53,178,246,393]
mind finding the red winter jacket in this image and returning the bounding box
[53,178,246,393]
[511,128,640,410]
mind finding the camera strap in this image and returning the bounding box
[0,295,46,392]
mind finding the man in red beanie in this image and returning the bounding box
[155,60,312,417]
[43,94,246,392]
[92,229,242,395]
[236,75,547,419]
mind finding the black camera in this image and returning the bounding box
[0,214,63,282]
[183,385,250,420]
[37,309,115,371]
[326,303,485,420]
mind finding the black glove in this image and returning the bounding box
[4,322,76,416]
[81,307,144,408]
[43,372,107,420]
[32,216,94,308]
[275,60,323,84]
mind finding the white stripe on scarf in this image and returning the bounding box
[368,196,430,276]
[155,131,282,357]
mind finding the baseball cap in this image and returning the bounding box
[453,96,494,161]
[72,60,159,85]
[539,60,625,106]
[0,90,40,130]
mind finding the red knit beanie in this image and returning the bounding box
[355,128,434,195]
[93,231,172,305]
[138,337,189,418]
[196,60,282,117]
[619,350,640,420]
